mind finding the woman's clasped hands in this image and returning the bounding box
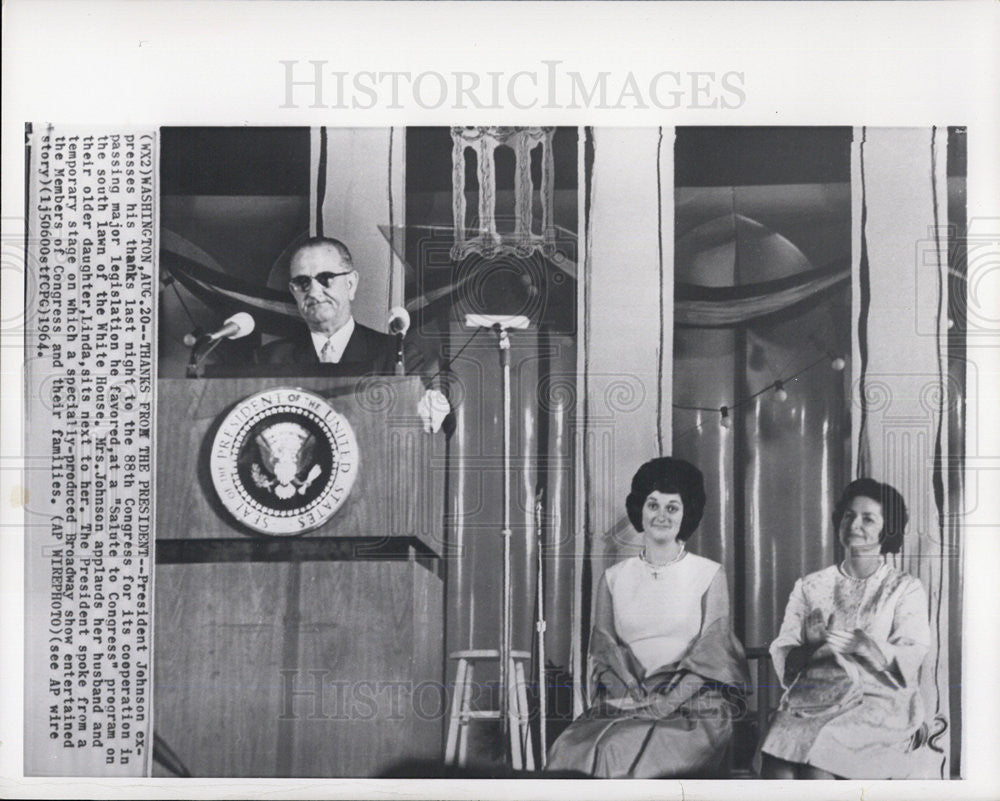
[804,609,888,670]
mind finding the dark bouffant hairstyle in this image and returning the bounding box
[625,457,706,542]
[833,477,908,555]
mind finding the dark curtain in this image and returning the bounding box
[671,180,852,651]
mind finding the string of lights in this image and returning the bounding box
[673,349,846,429]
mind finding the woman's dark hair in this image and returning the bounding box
[833,477,908,554]
[625,457,706,541]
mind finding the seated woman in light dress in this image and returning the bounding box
[759,478,932,779]
[547,457,749,778]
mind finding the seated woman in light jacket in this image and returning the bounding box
[759,478,932,779]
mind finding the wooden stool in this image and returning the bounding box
[444,648,535,770]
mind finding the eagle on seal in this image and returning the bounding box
[251,421,323,499]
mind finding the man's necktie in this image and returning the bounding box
[320,339,337,363]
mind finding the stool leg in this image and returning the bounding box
[507,658,524,770]
[458,662,474,767]
[515,660,535,770]
[444,658,468,766]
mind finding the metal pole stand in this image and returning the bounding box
[454,314,536,770]
[496,324,513,758]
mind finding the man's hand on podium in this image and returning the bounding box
[418,388,450,433]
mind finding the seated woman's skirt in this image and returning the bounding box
[547,688,734,779]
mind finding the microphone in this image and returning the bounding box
[388,306,410,336]
[186,312,255,346]
[388,307,410,375]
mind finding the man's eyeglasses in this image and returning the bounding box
[288,271,353,294]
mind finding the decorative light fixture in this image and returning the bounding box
[805,333,846,373]
[677,353,842,433]
[451,127,557,260]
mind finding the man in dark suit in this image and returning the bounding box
[258,236,450,431]
[258,236,397,373]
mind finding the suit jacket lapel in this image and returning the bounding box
[294,330,320,364]
[340,326,369,363]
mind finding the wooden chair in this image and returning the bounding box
[728,646,776,777]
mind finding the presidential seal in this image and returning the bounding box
[210,388,359,534]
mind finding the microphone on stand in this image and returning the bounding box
[388,306,410,375]
[186,313,256,377]
[186,312,256,346]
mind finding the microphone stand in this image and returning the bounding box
[496,322,514,756]
[186,336,224,378]
[394,332,405,376]
[465,314,531,768]
[534,487,548,767]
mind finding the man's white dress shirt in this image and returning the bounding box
[310,317,355,363]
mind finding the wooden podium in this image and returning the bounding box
[153,376,446,777]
